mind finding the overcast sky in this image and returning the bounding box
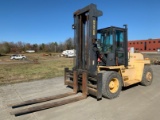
[0,0,160,44]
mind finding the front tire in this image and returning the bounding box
[102,71,122,99]
[140,65,153,86]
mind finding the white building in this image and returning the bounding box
[26,50,35,53]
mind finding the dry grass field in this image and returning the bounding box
[0,53,73,85]
[0,52,159,85]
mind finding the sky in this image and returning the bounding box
[0,0,160,44]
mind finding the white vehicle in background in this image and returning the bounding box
[10,54,26,60]
[61,49,76,57]
[157,48,160,52]
[67,52,76,58]
[61,50,68,57]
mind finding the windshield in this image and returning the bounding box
[116,30,124,48]
[97,31,113,53]
[97,30,124,53]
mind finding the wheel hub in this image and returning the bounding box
[109,81,115,88]
[109,78,119,93]
[146,72,152,81]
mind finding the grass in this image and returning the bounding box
[2,52,158,85]
[0,53,73,85]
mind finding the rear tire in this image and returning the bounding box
[102,71,122,99]
[140,65,153,86]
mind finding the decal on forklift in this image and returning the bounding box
[93,20,96,35]
[93,60,95,65]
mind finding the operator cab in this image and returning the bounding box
[97,25,128,67]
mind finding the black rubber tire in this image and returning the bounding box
[140,65,153,86]
[101,71,122,99]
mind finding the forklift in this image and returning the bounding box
[10,4,153,116]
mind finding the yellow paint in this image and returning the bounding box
[109,78,119,93]
[98,52,151,87]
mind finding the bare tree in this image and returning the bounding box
[65,38,74,50]
[0,42,10,54]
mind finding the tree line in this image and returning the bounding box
[0,38,74,54]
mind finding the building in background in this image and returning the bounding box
[26,50,35,53]
[128,39,160,52]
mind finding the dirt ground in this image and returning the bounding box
[142,52,160,59]
[0,65,160,120]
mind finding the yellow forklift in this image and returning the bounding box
[10,4,153,116]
